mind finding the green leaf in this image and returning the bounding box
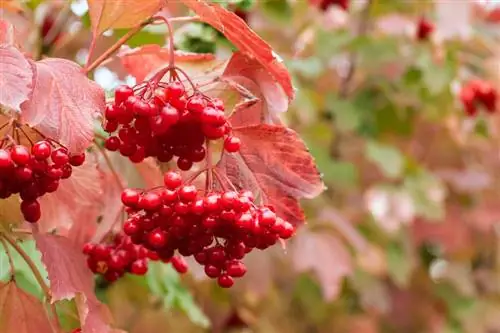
[327,95,362,132]
[114,28,165,48]
[0,240,48,298]
[146,263,210,328]
[365,141,405,178]
[404,170,446,220]
[260,0,292,21]
[386,237,414,287]
[287,57,324,80]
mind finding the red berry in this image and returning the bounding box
[167,81,185,100]
[171,256,189,274]
[177,158,193,171]
[82,243,95,255]
[69,153,85,166]
[163,171,182,189]
[51,148,69,166]
[226,261,246,277]
[147,230,167,249]
[187,96,205,114]
[416,16,434,41]
[259,209,276,227]
[11,145,30,165]
[204,265,221,278]
[123,220,140,235]
[179,185,197,202]
[32,141,51,160]
[21,200,41,223]
[14,166,33,182]
[130,259,148,275]
[105,136,121,151]
[121,188,141,207]
[115,85,134,105]
[217,274,234,288]
[139,192,162,211]
[224,136,241,153]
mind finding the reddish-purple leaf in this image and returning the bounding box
[0,45,33,111]
[292,229,352,300]
[0,281,54,333]
[34,232,116,333]
[119,45,217,82]
[20,58,105,153]
[223,52,290,126]
[216,124,323,225]
[180,1,294,100]
[38,155,103,233]
[87,0,163,36]
[0,20,14,45]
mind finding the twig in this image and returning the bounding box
[84,18,153,74]
[44,1,72,47]
[330,0,374,159]
[0,237,15,278]
[93,141,125,191]
[205,142,213,191]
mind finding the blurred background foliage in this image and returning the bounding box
[2,0,500,332]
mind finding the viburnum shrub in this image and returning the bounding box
[0,1,324,331]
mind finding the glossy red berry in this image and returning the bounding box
[121,188,141,207]
[217,274,234,288]
[224,136,241,153]
[130,259,148,275]
[11,145,30,165]
[171,256,189,274]
[114,85,134,105]
[21,200,41,223]
[69,153,85,166]
[163,171,182,189]
[32,141,51,160]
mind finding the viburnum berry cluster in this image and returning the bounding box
[459,80,498,116]
[416,16,434,41]
[103,77,240,170]
[83,232,189,282]
[0,123,85,223]
[84,170,295,288]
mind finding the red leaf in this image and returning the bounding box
[0,20,14,44]
[87,0,163,36]
[180,1,294,100]
[216,124,324,225]
[292,229,352,300]
[0,281,54,333]
[0,45,33,111]
[20,58,105,153]
[38,155,104,233]
[119,45,217,82]
[223,52,290,126]
[34,233,116,333]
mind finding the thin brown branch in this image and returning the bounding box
[93,141,125,191]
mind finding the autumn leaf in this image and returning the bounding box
[216,124,324,225]
[0,20,14,45]
[20,58,105,153]
[38,155,104,233]
[223,52,290,126]
[0,281,54,333]
[34,233,116,333]
[180,1,294,100]
[0,45,33,111]
[292,229,352,300]
[119,44,218,82]
[87,0,163,36]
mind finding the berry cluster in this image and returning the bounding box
[103,81,240,170]
[460,80,498,116]
[416,16,434,41]
[0,140,84,223]
[85,171,295,288]
[84,232,189,282]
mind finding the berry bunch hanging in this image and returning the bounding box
[459,79,498,116]
[84,232,189,282]
[103,72,240,170]
[84,171,295,288]
[0,122,85,223]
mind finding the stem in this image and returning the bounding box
[205,142,213,192]
[93,141,125,191]
[1,234,52,299]
[150,16,176,68]
[11,228,33,235]
[0,237,15,278]
[212,169,230,192]
[185,167,208,185]
[44,1,71,47]
[84,18,153,74]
